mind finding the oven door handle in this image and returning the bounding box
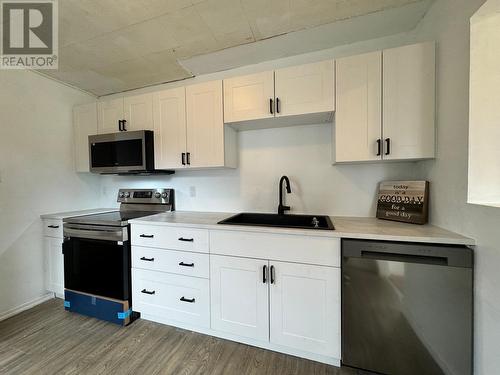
[63,225,127,242]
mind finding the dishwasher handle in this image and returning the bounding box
[361,250,448,266]
[342,239,473,268]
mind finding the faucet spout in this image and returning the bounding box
[278,176,292,215]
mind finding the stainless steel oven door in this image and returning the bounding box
[63,223,131,301]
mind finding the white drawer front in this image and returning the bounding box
[131,224,209,253]
[132,268,210,328]
[210,230,340,267]
[43,219,63,238]
[132,246,209,278]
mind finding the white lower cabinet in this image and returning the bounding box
[44,236,64,298]
[132,268,210,328]
[210,255,269,341]
[269,261,340,358]
[131,224,341,366]
[210,254,341,358]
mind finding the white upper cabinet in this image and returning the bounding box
[153,87,187,169]
[334,42,436,163]
[275,60,334,117]
[224,71,275,123]
[123,93,154,132]
[73,102,97,172]
[97,98,123,134]
[223,60,335,127]
[335,51,382,163]
[269,261,341,358]
[210,255,270,341]
[186,80,236,168]
[98,93,154,134]
[383,42,436,160]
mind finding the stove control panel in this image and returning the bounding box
[117,188,174,206]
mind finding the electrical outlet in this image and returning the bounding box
[189,186,196,197]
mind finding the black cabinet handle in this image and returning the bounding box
[140,256,154,262]
[385,138,391,155]
[178,237,194,242]
[270,265,275,284]
[47,225,60,229]
[263,265,267,284]
[269,98,274,114]
[180,297,195,303]
[276,97,280,114]
[118,120,123,131]
[141,289,155,295]
[140,234,154,238]
[186,152,191,165]
[122,119,127,131]
[376,139,381,156]
[179,262,194,267]
[181,153,186,165]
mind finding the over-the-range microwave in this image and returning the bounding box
[88,130,174,175]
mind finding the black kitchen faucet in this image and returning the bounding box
[278,176,292,215]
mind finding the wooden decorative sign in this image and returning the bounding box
[376,181,429,225]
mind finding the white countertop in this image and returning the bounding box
[40,208,117,220]
[129,211,475,246]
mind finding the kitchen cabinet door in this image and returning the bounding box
[275,60,334,117]
[269,261,340,358]
[383,42,436,160]
[223,71,275,123]
[210,255,269,341]
[73,102,97,172]
[335,51,382,163]
[123,93,154,131]
[186,80,226,168]
[153,87,187,169]
[44,237,64,298]
[97,98,123,134]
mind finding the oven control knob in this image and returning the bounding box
[161,192,168,199]
[154,192,161,199]
[119,192,125,198]
[124,192,130,198]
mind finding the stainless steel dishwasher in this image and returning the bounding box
[342,239,473,375]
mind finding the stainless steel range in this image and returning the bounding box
[62,188,174,325]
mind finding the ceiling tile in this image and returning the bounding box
[240,0,291,40]
[49,0,432,95]
[195,0,254,47]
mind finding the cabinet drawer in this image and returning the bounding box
[43,219,63,238]
[210,230,340,267]
[132,246,209,278]
[131,224,209,253]
[132,268,209,328]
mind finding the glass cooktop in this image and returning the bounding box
[63,211,160,227]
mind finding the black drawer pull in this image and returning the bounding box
[140,257,154,262]
[180,297,195,303]
[178,237,194,242]
[47,225,60,229]
[141,289,155,295]
[140,234,154,238]
[179,262,194,267]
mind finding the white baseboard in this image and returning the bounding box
[0,293,54,322]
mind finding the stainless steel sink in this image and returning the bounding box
[217,213,335,230]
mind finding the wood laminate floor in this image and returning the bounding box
[0,299,358,375]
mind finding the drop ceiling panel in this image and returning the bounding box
[38,0,433,96]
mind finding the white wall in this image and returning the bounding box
[100,123,420,216]
[410,0,500,374]
[0,70,100,318]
